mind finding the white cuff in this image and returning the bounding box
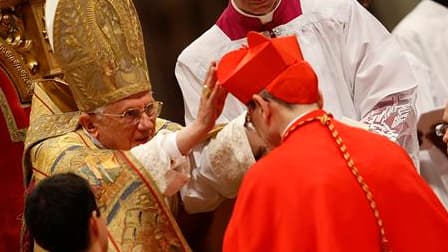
[130,130,190,196]
[164,131,183,160]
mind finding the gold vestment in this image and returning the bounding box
[24,81,191,252]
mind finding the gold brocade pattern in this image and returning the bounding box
[0,88,26,142]
[23,81,183,185]
[23,81,80,183]
[24,111,80,149]
[28,129,191,252]
[0,36,35,105]
[24,79,189,251]
[52,0,151,112]
[23,0,191,249]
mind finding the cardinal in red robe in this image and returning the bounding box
[217,32,448,252]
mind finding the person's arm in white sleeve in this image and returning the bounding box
[393,32,448,109]
[343,1,419,164]
[131,63,228,196]
[181,113,262,213]
[130,130,190,196]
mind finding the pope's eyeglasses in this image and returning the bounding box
[93,101,163,124]
[435,122,448,137]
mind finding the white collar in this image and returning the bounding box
[231,0,282,24]
[281,110,314,139]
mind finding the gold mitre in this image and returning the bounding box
[52,0,151,112]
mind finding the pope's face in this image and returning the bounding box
[235,0,279,15]
[91,92,158,150]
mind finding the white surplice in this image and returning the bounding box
[176,0,419,165]
[393,0,448,115]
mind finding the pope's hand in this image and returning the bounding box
[195,62,228,133]
[175,62,228,155]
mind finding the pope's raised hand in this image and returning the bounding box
[175,62,228,155]
[195,62,228,133]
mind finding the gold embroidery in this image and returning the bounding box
[28,129,191,251]
[52,0,151,112]
[0,39,34,104]
[0,88,26,142]
[117,151,191,251]
[24,111,80,150]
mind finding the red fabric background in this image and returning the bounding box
[0,68,30,252]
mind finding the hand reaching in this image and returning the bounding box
[195,62,228,133]
[176,62,228,155]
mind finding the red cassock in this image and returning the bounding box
[223,109,448,252]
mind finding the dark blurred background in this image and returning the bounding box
[134,0,227,124]
[134,0,420,125]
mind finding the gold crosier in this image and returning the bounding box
[53,0,151,112]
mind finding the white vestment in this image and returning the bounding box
[131,115,254,213]
[420,146,448,209]
[393,0,448,115]
[176,0,419,164]
[393,0,448,208]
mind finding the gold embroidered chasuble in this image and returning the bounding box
[24,81,191,252]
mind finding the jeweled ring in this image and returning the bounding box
[202,84,211,98]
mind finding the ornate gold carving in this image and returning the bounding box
[40,11,50,51]
[0,0,26,8]
[0,7,39,74]
[0,88,26,142]
[0,40,34,103]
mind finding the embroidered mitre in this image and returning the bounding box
[52,0,151,112]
